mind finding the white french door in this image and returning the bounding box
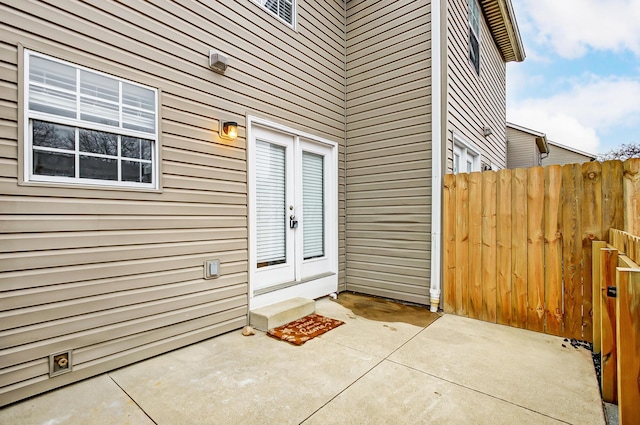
[249,122,337,308]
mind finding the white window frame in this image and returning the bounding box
[252,0,297,29]
[468,0,481,75]
[23,49,160,190]
[453,134,481,174]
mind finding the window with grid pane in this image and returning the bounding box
[255,0,295,27]
[25,50,158,188]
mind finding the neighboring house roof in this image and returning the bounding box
[481,0,525,62]
[547,140,596,160]
[506,122,549,154]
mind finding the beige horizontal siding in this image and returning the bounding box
[506,126,538,168]
[446,0,507,170]
[543,143,594,166]
[0,0,346,406]
[345,0,431,305]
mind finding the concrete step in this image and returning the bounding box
[250,297,315,331]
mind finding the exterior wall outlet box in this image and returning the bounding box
[49,350,73,377]
[204,259,220,279]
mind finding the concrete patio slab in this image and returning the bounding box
[389,314,605,425]
[303,360,565,425]
[0,294,606,425]
[313,294,430,358]
[108,323,381,425]
[0,374,154,425]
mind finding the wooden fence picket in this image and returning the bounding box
[481,171,497,322]
[562,164,584,340]
[544,165,564,336]
[623,159,640,236]
[454,173,469,316]
[469,172,483,320]
[496,169,512,326]
[443,174,456,314]
[527,167,545,332]
[511,168,528,328]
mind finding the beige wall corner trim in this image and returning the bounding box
[481,0,526,62]
[430,0,444,313]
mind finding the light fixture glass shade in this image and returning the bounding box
[220,121,238,139]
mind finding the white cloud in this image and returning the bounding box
[507,76,640,154]
[516,0,640,59]
[508,107,600,153]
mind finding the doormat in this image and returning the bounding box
[267,314,345,346]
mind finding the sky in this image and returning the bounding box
[506,0,640,155]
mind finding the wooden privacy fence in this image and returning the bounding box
[593,229,640,425]
[442,158,640,341]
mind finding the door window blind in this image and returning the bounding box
[256,141,286,267]
[303,151,324,259]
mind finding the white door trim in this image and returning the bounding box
[247,116,338,310]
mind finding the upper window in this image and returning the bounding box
[468,0,481,75]
[254,0,295,27]
[24,50,159,189]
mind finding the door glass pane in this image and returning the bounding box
[256,140,287,268]
[303,151,324,260]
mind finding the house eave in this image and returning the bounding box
[480,0,526,62]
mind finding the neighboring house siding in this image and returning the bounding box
[0,0,346,406]
[345,0,432,304]
[446,0,507,170]
[506,126,538,168]
[543,142,594,166]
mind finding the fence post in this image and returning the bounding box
[601,248,619,403]
[592,241,607,354]
[616,268,640,424]
[582,161,603,342]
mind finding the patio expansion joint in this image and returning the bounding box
[384,354,574,425]
[299,324,429,424]
[108,372,158,425]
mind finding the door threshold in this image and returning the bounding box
[253,272,335,297]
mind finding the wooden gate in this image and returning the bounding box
[442,158,640,341]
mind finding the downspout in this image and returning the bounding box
[429,0,444,313]
[343,0,348,293]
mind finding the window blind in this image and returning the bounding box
[256,141,287,267]
[302,151,324,259]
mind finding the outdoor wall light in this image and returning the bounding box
[482,126,493,137]
[209,50,228,74]
[220,120,238,140]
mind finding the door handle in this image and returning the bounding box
[289,215,298,229]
